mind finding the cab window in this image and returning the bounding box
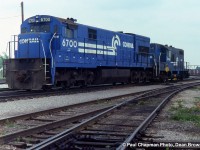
[54,25,59,33]
[88,28,97,40]
[63,26,74,38]
[30,24,50,33]
[21,27,27,33]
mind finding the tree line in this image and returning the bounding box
[0,53,8,78]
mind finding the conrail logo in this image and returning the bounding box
[19,38,39,44]
[112,35,121,50]
[112,35,134,50]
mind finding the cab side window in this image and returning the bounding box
[88,29,97,40]
[54,25,59,33]
[63,26,74,38]
[67,29,74,38]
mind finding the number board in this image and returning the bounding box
[28,17,51,23]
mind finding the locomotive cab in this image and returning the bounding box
[5,15,60,90]
[150,44,168,81]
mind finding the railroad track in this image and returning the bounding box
[0,99,121,148]
[27,82,200,150]
[0,77,199,103]
[0,81,199,149]
[0,87,159,149]
[0,84,183,149]
[0,83,135,103]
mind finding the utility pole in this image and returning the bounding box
[21,1,24,23]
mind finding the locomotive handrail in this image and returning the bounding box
[6,42,10,59]
[6,41,18,59]
[40,40,47,80]
[49,32,57,69]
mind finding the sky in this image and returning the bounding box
[0,0,200,66]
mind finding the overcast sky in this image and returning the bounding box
[0,0,199,66]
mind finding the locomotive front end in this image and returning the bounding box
[5,58,45,90]
[5,15,55,90]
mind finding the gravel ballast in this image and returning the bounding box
[146,86,200,142]
[0,85,166,119]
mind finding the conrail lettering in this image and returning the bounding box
[123,42,134,48]
[19,38,39,44]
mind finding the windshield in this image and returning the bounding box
[30,24,50,33]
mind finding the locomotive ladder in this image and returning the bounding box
[41,40,52,85]
[43,62,52,85]
[40,33,56,86]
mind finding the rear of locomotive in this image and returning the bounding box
[167,46,189,79]
[150,43,189,81]
[5,15,58,90]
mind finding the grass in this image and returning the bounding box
[170,100,200,126]
[0,120,16,136]
[192,86,200,91]
[194,97,200,102]
[171,108,200,125]
[137,100,146,105]
[137,100,154,106]
[4,120,15,128]
[0,129,5,136]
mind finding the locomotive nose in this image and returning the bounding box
[18,33,51,59]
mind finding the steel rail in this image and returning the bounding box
[0,87,166,147]
[30,82,200,149]
[117,82,200,150]
[0,106,112,145]
[29,87,182,149]
[0,88,159,125]
[0,80,199,103]
[0,83,156,102]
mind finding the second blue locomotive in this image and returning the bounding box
[5,15,188,90]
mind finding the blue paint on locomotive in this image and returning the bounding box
[150,43,185,77]
[16,15,154,84]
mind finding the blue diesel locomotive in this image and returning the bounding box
[5,15,188,90]
[150,43,189,80]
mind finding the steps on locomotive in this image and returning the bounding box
[43,59,52,85]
